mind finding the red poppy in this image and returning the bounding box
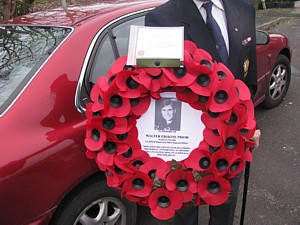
[122,171,153,198]
[193,48,213,67]
[199,140,222,154]
[115,70,148,98]
[184,40,197,55]
[176,88,199,104]
[203,128,223,147]
[85,149,97,159]
[110,126,141,149]
[187,63,217,97]
[162,51,198,86]
[104,165,132,187]
[96,141,130,166]
[108,55,140,76]
[90,76,110,112]
[197,175,231,206]
[227,160,246,179]
[127,149,151,171]
[189,95,210,111]
[201,110,230,130]
[184,147,212,171]
[165,169,197,202]
[85,117,107,151]
[129,94,151,116]
[148,188,183,220]
[100,116,129,134]
[241,147,253,162]
[220,126,244,156]
[208,65,239,112]
[235,79,251,101]
[135,67,172,92]
[139,157,168,180]
[102,82,131,117]
[210,150,236,176]
[114,149,145,172]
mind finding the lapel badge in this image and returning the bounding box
[243,58,249,78]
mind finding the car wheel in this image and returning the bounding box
[51,178,137,225]
[262,54,291,108]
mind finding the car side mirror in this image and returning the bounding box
[256,30,270,45]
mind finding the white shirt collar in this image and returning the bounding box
[193,0,225,11]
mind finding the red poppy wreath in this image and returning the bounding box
[84,40,256,220]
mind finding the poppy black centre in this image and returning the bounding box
[104,141,117,154]
[227,113,238,125]
[216,159,229,171]
[110,95,123,108]
[208,110,220,118]
[199,157,211,169]
[208,181,221,194]
[117,133,128,141]
[240,128,249,136]
[130,98,140,106]
[126,77,139,89]
[102,118,115,130]
[212,129,220,136]
[200,59,212,68]
[157,196,170,208]
[108,76,115,85]
[176,179,189,192]
[230,161,240,172]
[174,67,187,78]
[199,95,209,103]
[215,90,228,103]
[91,129,100,142]
[132,178,145,190]
[148,169,157,179]
[114,166,125,175]
[133,160,144,169]
[225,137,238,150]
[217,71,227,80]
[122,148,133,158]
[149,71,162,80]
[197,74,210,87]
[209,145,220,153]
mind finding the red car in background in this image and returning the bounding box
[0,0,291,224]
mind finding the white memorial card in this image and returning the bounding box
[136,92,205,162]
[127,26,184,67]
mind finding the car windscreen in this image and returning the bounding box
[0,25,72,115]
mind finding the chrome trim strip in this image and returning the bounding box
[75,7,153,114]
[0,26,75,117]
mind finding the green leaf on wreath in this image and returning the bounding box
[152,176,165,189]
[192,170,213,183]
[170,159,183,171]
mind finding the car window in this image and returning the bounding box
[77,14,146,113]
[88,16,144,85]
[0,26,72,115]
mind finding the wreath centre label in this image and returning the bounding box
[136,92,204,162]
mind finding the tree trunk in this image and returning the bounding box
[2,0,17,20]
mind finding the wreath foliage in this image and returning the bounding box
[84,40,256,220]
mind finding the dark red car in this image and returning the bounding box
[0,1,291,224]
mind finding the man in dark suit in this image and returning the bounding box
[145,0,261,224]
